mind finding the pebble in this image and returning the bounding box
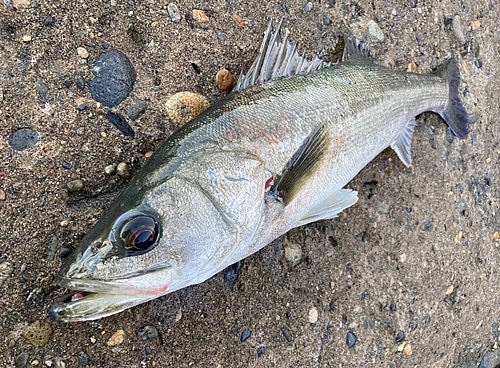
[479,349,500,368]
[452,16,466,45]
[368,20,384,42]
[439,146,447,161]
[117,162,130,179]
[407,62,417,73]
[446,127,454,143]
[396,331,405,343]
[346,332,357,348]
[0,262,13,288]
[75,75,85,90]
[36,80,49,101]
[284,243,302,263]
[323,12,330,26]
[59,247,71,259]
[304,2,312,12]
[308,307,318,323]
[77,352,88,366]
[0,188,5,201]
[8,128,40,151]
[421,123,433,136]
[64,77,72,88]
[378,203,389,214]
[137,325,159,341]
[89,49,137,108]
[77,104,86,111]
[108,330,125,346]
[471,21,481,31]
[257,346,265,357]
[232,14,244,27]
[361,290,369,300]
[145,346,152,355]
[392,8,397,16]
[429,139,436,149]
[15,352,28,368]
[62,162,72,169]
[22,320,52,347]
[22,35,32,42]
[26,287,44,309]
[104,164,116,175]
[127,101,148,121]
[165,92,210,126]
[222,260,242,288]
[104,111,135,138]
[193,9,209,23]
[216,69,234,91]
[282,328,292,342]
[475,59,483,68]
[217,32,226,42]
[167,3,181,23]
[77,47,89,59]
[47,235,59,262]
[44,16,55,27]
[493,232,499,240]
[403,342,413,356]
[459,203,467,215]
[67,179,83,192]
[241,330,251,342]
[409,0,417,8]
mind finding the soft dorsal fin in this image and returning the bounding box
[234,19,334,92]
[342,35,375,63]
[270,124,330,206]
[390,118,416,167]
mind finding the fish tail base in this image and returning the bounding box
[434,58,470,139]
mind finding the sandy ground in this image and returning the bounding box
[1,0,499,367]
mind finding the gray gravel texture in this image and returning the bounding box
[1,0,499,367]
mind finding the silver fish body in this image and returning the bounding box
[50,25,469,322]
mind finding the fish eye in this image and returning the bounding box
[119,215,160,255]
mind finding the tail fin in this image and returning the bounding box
[433,58,470,139]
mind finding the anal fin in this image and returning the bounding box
[390,118,416,168]
[297,189,358,227]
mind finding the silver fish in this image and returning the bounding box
[50,20,469,322]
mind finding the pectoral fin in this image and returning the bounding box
[297,189,358,227]
[390,118,416,167]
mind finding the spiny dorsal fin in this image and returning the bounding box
[234,19,334,92]
[270,124,330,206]
[342,34,375,63]
[390,117,416,167]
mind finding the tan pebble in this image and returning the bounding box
[400,253,407,262]
[0,188,5,201]
[22,320,52,348]
[151,21,159,28]
[471,21,480,30]
[403,342,412,356]
[407,62,417,73]
[107,330,125,346]
[117,162,130,179]
[216,69,234,91]
[90,336,96,343]
[476,320,483,329]
[397,341,406,352]
[494,231,499,240]
[455,231,463,243]
[193,9,209,23]
[462,61,470,76]
[175,309,182,322]
[77,47,89,59]
[486,157,492,163]
[31,360,40,366]
[22,35,32,42]
[165,92,210,126]
[60,220,69,226]
[145,151,153,158]
[101,131,107,138]
[67,179,84,193]
[446,285,454,295]
[232,14,244,27]
[308,307,318,323]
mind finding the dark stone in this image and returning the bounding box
[75,75,85,90]
[257,346,265,357]
[478,349,500,368]
[89,49,137,107]
[222,260,242,288]
[15,352,28,368]
[409,0,417,8]
[241,330,251,342]
[78,351,88,367]
[157,123,166,132]
[8,128,40,151]
[127,101,148,121]
[59,247,72,259]
[36,80,49,102]
[446,126,454,143]
[323,12,330,25]
[421,123,433,136]
[137,325,159,341]
[459,203,467,215]
[429,139,436,149]
[346,332,357,348]
[77,104,87,111]
[62,162,72,169]
[217,32,226,42]
[102,41,109,49]
[425,219,433,229]
[396,331,404,342]
[425,315,431,323]
[104,111,135,138]
[64,77,72,88]
[361,290,369,300]
[390,303,396,311]
[145,346,152,355]
[282,328,291,342]
[26,288,44,309]
[44,16,55,26]
[475,59,483,68]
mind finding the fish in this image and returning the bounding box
[49,19,470,322]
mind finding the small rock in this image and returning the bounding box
[137,325,159,341]
[22,320,52,347]
[284,243,302,263]
[479,349,500,368]
[47,235,59,262]
[75,75,85,90]
[107,330,125,346]
[368,20,384,42]
[471,21,481,31]
[304,2,312,12]
[346,332,357,348]
[76,127,85,135]
[217,32,226,42]
[104,111,135,138]
[241,330,251,342]
[0,188,5,201]
[8,128,40,151]
[193,9,209,23]
[22,35,32,42]
[165,92,210,126]
[409,0,417,8]
[67,179,83,193]
[77,352,87,367]
[452,16,466,45]
[145,346,152,355]
[44,16,55,27]
[446,126,454,143]
[429,139,436,149]
[323,12,330,26]
[282,328,291,342]
[26,287,44,309]
[222,260,242,288]
[77,104,86,111]
[116,162,130,179]
[127,101,148,121]
[77,47,89,59]
[396,331,405,343]
[475,59,482,68]
[407,62,417,73]
[104,164,116,175]
[439,146,447,161]
[308,307,318,323]
[167,3,181,23]
[102,41,109,49]
[216,69,234,91]
[459,203,466,215]
[232,14,244,27]
[392,8,397,16]
[400,253,407,262]
[378,203,389,214]
[63,77,72,88]
[421,123,433,136]
[257,346,265,357]
[361,290,369,300]
[493,232,499,240]
[62,162,72,170]
[89,49,137,108]
[403,342,413,356]
[0,262,13,287]
[36,80,49,100]
[59,247,71,259]
[15,352,28,368]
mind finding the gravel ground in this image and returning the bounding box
[1,0,499,367]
